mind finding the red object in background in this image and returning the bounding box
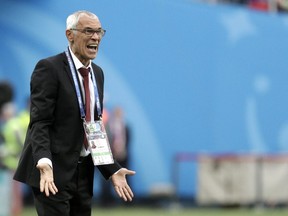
[248,0,269,11]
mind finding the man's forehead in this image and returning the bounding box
[78,15,101,27]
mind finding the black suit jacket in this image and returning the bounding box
[14,52,121,192]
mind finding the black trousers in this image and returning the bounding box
[32,157,93,216]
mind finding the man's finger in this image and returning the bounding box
[48,182,56,195]
[44,182,50,197]
[126,170,136,176]
[40,179,45,192]
[114,186,122,199]
[120,188,127,201]
[51,182,58,193]
[124,187,133,201]
[126,186,134,200]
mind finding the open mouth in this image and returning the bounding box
[87,44,97,51]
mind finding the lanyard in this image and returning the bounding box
[65,48,102,119]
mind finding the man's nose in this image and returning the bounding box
[91,32,100,40]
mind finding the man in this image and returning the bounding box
[14,10,135,216]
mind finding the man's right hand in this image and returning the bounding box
[36,163,58,196]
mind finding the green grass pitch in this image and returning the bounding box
[21,206,288,216]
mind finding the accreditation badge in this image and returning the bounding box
[83,120,114,165]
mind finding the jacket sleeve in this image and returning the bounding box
[29,58,58,164]
[97,160,122,180]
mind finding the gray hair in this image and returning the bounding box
[66,10,98,30]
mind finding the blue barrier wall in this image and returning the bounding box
[1,0,288,197]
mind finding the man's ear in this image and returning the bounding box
[66,29,74,43]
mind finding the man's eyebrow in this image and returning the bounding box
[84,27,102,30]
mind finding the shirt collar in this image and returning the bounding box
[68,46,92,70]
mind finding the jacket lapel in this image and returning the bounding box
[62,52,85,109]
[62,52,74,86]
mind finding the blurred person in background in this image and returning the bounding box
[0,102,17,168]
[2,98,30,170]
[99,106,131,207]
[2,99,29,216]
[0,81,14,169]
[0,102,17,215]
[0,81,23,216]
[276,0,288,11]
[0,81,15,142]
[109,106,130,169]
[13,10,135,216]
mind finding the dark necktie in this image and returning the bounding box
[79,67,91,149]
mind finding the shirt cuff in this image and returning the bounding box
[37,158,53,169]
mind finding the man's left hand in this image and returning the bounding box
[111,168,136,202]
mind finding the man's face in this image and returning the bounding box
[67,14,103,66]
